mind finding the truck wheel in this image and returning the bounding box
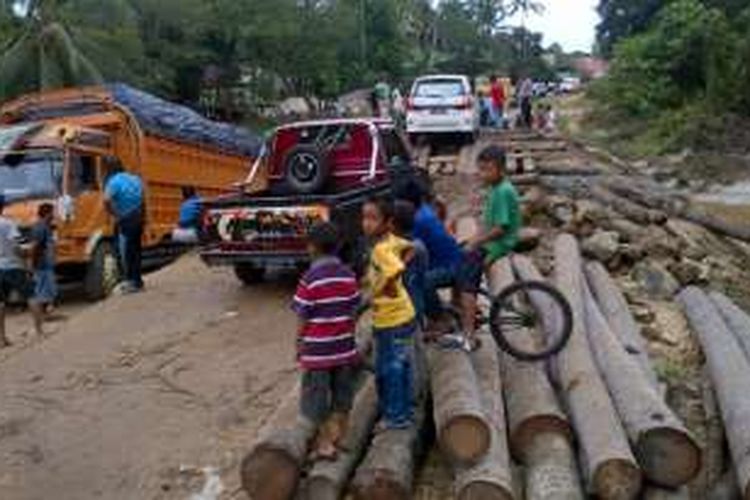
[283,144,329,194]
[84,241,119,301]
[234,264,265,286]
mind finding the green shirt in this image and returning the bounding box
[483,179,522,263]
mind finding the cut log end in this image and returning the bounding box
[510,414,572,462]
[637,427,702,488]
[458,481,515,500]
[592,458,643,500]
[353,471,410,500]
[241,448,299,500]
[440,415,491,464]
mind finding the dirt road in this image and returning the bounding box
[0,257,298,500]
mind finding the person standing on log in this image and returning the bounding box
[362,198,417,430]
[292,222,362,460]
[464,145,522,338]
[392,200,428,328]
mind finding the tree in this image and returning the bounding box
[0,0,105,101]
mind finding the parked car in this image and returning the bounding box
[406,74,479,143]
[559,77,582,94]
[200,118,427,284]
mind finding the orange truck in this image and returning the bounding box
[0,84,264,299]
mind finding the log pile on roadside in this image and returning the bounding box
[236,131,750,499]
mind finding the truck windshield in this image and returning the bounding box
[0,151,63,202]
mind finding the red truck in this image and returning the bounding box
[200,118,425,284]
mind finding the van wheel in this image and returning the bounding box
[234,264,265,286]
[84,241,119,301]
[283,144,329,194]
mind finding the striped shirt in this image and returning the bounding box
[292,256,361,370]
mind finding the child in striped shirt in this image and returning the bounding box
[293,222,361,460]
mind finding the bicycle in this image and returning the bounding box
[432,278,573,362]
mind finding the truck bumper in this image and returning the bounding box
[200,247,308,268]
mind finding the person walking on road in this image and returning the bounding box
[490,75,506,128]
[30,203,58,315]
[373,80,391,119]
[0,194,45,346]
[104,158,145,293]
[518,77,534,129]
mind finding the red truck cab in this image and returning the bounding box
[200,118,424,284]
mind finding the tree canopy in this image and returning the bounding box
[0,0,556,117]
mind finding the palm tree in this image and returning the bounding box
[0,0,103,101]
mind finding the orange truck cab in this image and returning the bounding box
[0,85,264,299]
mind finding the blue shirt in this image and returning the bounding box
[105,172,143,219]
[413,204,463,271]
[178,196,202,229]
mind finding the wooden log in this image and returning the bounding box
[425,343,491,465]
[584,261,660,389]
[590,185,667,226]
[603,177,685,213]
[305,377,378,500]
[350,408,428,500]
[240,381,317,500]
[350,380,429,500]
[708,470,743,500]
[701,367,726,495]
[552,234,642,499]
[492,257,584,500]
[454,332,514,500]
[679,287,750,500]
[710,292,750,362]
[680,207,750,243]
[583,280,701,488]
[642,487,690,500]
[491,257,572,457]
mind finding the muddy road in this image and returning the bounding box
[0,257,299,500]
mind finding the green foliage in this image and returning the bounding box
[591,0,750,154]
[0,0,556,116]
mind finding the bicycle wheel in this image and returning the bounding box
[489,280,573,362]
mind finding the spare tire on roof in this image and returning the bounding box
[283,144,329,194]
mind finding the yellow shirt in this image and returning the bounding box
[366,233,416,329]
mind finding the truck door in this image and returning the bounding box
[64,151,109,243]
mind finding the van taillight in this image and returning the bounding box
[455,97,472,110]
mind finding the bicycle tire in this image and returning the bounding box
[489,280,573,362]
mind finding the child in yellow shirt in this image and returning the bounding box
[362,197,416,429]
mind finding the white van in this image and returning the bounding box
[406,75,479,143]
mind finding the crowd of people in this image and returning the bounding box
[291,145,521,459]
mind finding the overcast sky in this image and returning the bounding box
[509,0,600,53]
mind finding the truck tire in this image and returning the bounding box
[84,241,119,301]
[283,144,329,194]
[234,264,265,286]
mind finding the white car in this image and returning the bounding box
[406,75,479,143]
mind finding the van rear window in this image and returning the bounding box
[414,80,466,98]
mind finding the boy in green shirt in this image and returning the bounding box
[466,145,522,265]
[455,145,520,346]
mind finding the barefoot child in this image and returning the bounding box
[362,198,416,429]
[30,203,58,315]
[292,222,361,459]
[0,194,45,346]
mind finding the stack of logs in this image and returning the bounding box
[238,232,709,500]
